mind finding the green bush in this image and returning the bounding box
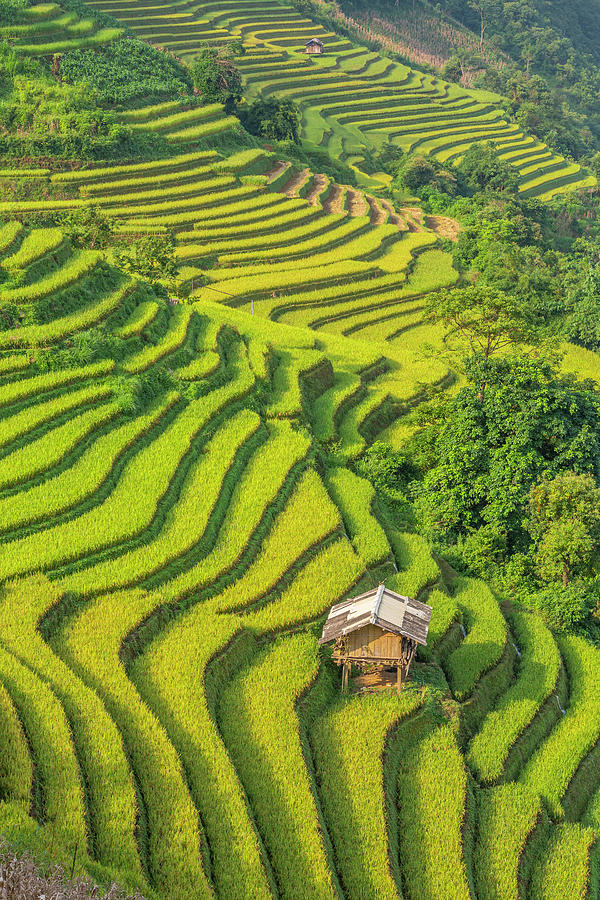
[60,38,192,106]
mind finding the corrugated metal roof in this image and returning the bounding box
[319,584,432,646]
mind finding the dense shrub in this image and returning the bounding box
[60,38,192,106]
[239,97,300,143]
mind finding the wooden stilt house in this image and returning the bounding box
[305,37,324,54]
[319,584,432,692]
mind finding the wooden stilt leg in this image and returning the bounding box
[397,663,402,693]
[342,661,350,692]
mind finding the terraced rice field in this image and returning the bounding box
[0,7,599,899]
[77,0,596,199]
[1,147,600,894]
[0,0,123,54]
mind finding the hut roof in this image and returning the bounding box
[319,584,432,646]
[306,37,324,45]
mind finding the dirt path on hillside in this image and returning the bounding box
[400,206,425,232]
[284,167,310,197]
[346,188,368,217]
[266,161,288,182]
[379,198,407,229]
[366,196,387,225]
[322,184,346,214]
[305,173,328,205]
[425,214,461,240]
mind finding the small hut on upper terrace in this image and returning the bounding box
[319,584,432,692]
[305,37,324,54]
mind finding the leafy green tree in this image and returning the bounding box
[60,206,114,250]
[115,234,177,283]
[457,143,519,194]
[373,142,404,177]
[415,355,600,544]
[396,155,457,194]
[354,441,417,495]
[424,282,542,374]
[239,96,300,142]
[190,45,242,111]
[528,471,600,586]
[59,39,192,106]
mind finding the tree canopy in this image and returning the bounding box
[415,355,600,545]
[190,44,242,110]
[239,96,300,143]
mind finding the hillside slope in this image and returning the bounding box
[73,0,596,199]
[0,220,599,899]
[0,4,599,900]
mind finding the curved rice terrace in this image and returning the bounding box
[0,164,600,897]
[75,0,598,200]
[0,4,599,900]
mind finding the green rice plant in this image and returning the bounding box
[529,823,597,900]
[0,642,87,851]
[114,299,159,338]
[0,575,144,881]
[311,689,423,900]
[219,633,339,900]
[266,347,327,418]
[445,577,507,701]
[216,217,370,266]
[418,587,459,661]
[59,408,261,596]
[519,634,600,817]
[198,259,376,303]
[247,538,364,633]
[388,530,439,597]
[0,359,114,409]
[376,232,439,273]
[0,251,100,305]
[117,99,185,121]
[0,200,79,214]
[0,392,178,535]
[311,371,362,442]
[210,467,343,616]
[467,606,561,784]
[96,175,234,207]
[15,27,124,55]
[0,222,24,258]
[0,379,113,450]
[325,466,391,569]
[178,212,340,259]
[2,228,64,273]
[0,382,252,579]
[109,184,256,220]
[0,355,29,377]
[336,387,390,460]
[51,150,217,183]
[396,719,473,900]
[122,305,193,373]
[474,784,542,900]
[54,587,211,900]
[154,417,311,601]
[212,148,266,173]
[165,115,240,142]
[209,225,396,282]
[132,469,342,900]
[0,674,32,808]
[0,400,121,491]
[0,168,51,177]
[0,280,136,350]
[131,103,223,132]
[81,164,214,196]
[174,350,220,380]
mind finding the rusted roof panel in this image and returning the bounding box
[319,584,432,646]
